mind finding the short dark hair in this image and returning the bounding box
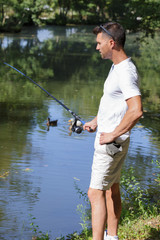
[93,22,126,48]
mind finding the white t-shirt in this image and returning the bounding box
[97,57,141,142]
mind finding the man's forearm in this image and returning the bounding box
[99,96,143,144]
[112,96,143,139]
[92,116,97,126]
[112,108,142,139]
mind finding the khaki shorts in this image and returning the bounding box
[90,134,130,190]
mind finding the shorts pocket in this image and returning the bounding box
[106,142,122,156]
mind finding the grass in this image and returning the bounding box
[118,215,160,240]
[31,212,160,240]
[30,165,160,240]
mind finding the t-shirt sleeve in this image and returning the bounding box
[118,69,141,100]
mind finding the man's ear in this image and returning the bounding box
[110,39,115,49]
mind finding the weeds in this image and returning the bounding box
[75,181,91,238]
[121,167,152,220]
[29,215,50,240]
[30,166,160,239]
[119,166,160,239]
[152,159,160,185]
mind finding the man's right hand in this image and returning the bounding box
[83,117,97,132]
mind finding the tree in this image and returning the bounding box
[71,0,86,22]
[0,0,160,37]
[107,0,160,38]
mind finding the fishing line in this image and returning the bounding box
[3,62,85,133]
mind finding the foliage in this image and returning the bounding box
[120,167,159,220]
[153,160,160,185]
[108,0,160,38]
[74,181,91,236]
[133,33,160,112]
[30,215,50,240]
[119,167,160,239]
[0,0,160,38]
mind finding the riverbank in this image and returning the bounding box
[31,212,160,240]
[31,167,160,240]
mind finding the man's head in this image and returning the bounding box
[93,22,126,60]
[93,22,126,48]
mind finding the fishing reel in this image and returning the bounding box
[71,118,83,134]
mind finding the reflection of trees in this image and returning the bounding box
[0,27,103,115]
[0,28,159,137]
[0,32,51,235]
[0,99,49,169]
[0,113,41,238]
[133,34,160,112]
[0,27,159,133]
[0,170,40,238]
[139,114,160,157]
[124,137,159,189]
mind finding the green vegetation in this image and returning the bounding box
[134,33,160,112]
[30,165,160,240]
[0,0,160,38]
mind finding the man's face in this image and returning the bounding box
[96,32,112,59]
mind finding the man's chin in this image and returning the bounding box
[100,53,107,59]
[100,54,104,59]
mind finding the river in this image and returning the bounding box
[0,26,159,239]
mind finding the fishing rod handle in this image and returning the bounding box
[81,120,94,132]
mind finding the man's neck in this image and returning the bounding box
[112,49,128,65]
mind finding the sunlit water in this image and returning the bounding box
[0,26,159,239]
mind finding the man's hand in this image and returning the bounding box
[83,117,97,132]
[99,132,115,145]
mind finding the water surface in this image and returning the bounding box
[0,26,159,239]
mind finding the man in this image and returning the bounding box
[83,22,143,240]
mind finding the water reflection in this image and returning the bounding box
[0,26,159,239]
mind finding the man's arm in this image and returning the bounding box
[100,95,143,144]
[83,116,97,132]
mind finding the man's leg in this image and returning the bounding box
[88,188,107,240]
[106,183,122,236]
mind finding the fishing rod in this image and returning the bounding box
[3,62,85,134]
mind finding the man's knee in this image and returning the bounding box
[88,188,105,204]
[106,183,120,199]
[88,188,96,203]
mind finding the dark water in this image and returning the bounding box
[0,26,159,239]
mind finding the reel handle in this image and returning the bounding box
[89,128,94,132]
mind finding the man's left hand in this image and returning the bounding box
[99,132,115,145]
